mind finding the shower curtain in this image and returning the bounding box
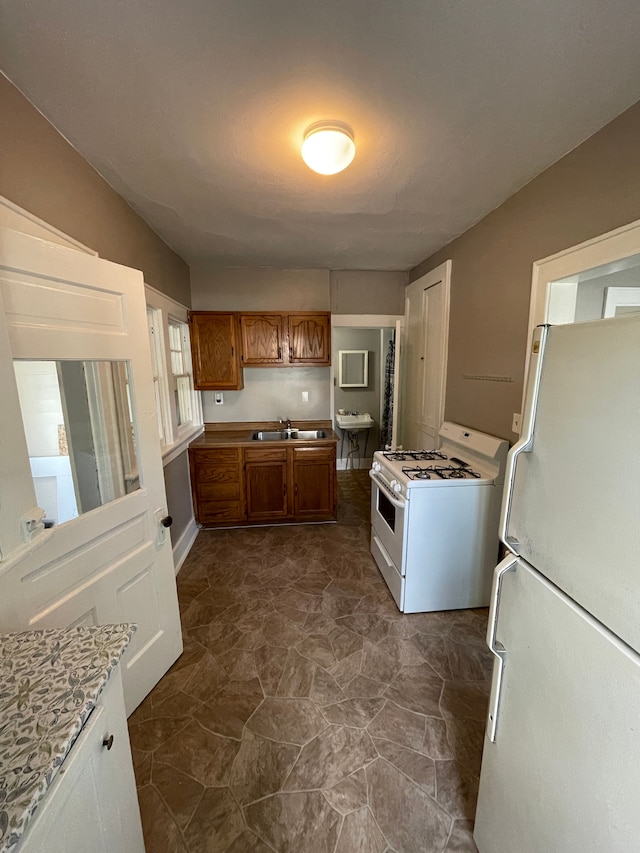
[380,336,395,449]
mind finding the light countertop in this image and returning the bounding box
[0,624,135,853]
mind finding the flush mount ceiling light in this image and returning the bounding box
[301,121,355,175]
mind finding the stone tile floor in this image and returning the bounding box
[128,470,490,852]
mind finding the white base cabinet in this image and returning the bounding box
[17,669,144,853]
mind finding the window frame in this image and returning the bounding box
[145,284,202,464]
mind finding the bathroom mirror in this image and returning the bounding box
[339,350,369,387]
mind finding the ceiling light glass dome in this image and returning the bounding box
[301,121,355,175]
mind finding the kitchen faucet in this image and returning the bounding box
[279,417,293,435]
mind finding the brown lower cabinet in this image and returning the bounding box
[189,443,336,526]
[189,447,246,525]
[245,447,289,522]
[292,446,336,519]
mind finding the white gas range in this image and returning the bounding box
[369,422,509,613]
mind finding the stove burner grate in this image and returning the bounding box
[384,449,447,462]
[402,464,482,480]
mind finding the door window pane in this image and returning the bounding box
[13,360,141,526]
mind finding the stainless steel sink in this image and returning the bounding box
[252,429,327,441]
[252,430,289,441]
[291,429,327,440]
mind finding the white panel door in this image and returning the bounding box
[401,261,450,449]
[418,278,447,446]
[475,559,640,853]
[506,314,640,655]
[0,227,182,714]
[401,277,423,449]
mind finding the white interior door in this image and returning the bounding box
[401,261,450,449]
[475,559,640,853]
[419,278,446,445]
[0,227,182,714]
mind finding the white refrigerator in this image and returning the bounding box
[474,313,640,853]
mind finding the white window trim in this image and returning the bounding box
[145,284,203,464]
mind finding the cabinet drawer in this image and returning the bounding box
[198,501,245,522]
[292,446,335,461]
[196,482,241,501]
[191,448,241,466]
[194,464,242,485]
[244,447,288,463]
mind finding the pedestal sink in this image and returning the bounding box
[335,412,374,431]
[335,413,374,468]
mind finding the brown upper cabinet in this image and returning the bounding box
[240,314,286,365]
[189,312,243,390]
[287,313,331,365]
[239,311,331,367]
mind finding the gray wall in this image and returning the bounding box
[190,266,330,311]
[0,74,191,305]
[163,452,194,545]
[201,367,331,423]
[0,74,194,561]
[330,270,408,315]
[411,99,640,441]
[333,328,383,460]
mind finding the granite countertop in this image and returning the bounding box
[0,624,135,853]
[190,420,339,448]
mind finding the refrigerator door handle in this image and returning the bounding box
[486,552,519,742]
[499,325,549,549]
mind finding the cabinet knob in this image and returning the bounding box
[160,515,173,528]
[102,734,114,751]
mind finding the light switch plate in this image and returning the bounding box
[301,391,309,403]
[214,392,224,405]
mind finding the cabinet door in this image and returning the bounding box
[288,313,331,365]
[189,447,245,524]
[19,673,144,853]
[189,312,243,390]
[245,448,289,521]
[293,446,336,520]
[240,314,285,365]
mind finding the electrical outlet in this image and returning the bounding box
[512,412,522,434]
[301,390,309,403]
[214,392,224,405]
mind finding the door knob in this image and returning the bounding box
[102,734,114,750]
[154,508,173,546]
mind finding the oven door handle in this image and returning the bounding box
[368,469,406,508]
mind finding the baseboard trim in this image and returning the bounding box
[173,517,199,576]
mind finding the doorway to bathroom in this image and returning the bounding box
[331,314,403,470]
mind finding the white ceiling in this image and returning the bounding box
[2,1,640,270]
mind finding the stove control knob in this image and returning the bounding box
[372,462,381,472]
[390,479,402,494]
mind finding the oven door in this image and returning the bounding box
[369,469,407,572]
